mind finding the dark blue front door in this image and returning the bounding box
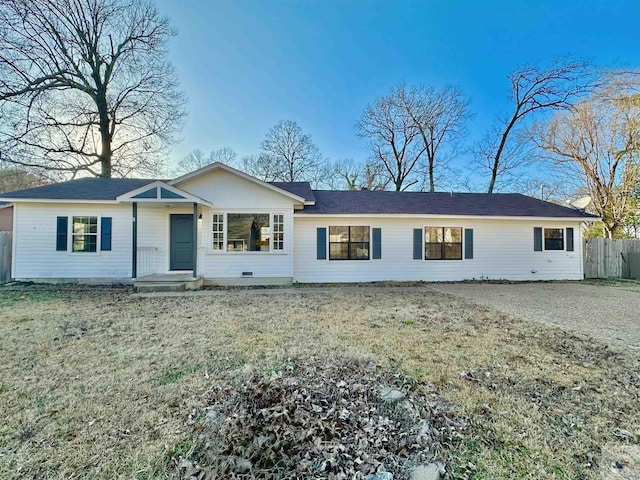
[170,214,194,271]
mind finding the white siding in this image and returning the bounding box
[176,169,297,209]
[293,216,584,283]
[167,169,297,280]
[13,203,132,280]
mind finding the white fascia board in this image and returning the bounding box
[1,198,121,204]
[169,162,306,204]
[293,213,596,221]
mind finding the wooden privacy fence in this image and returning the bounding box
[0,232,12,283]
[583,238,640,279]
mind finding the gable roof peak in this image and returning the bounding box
[170,162,306,204]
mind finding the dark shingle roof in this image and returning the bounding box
[0,178,317,203]
[0,177,596,219]
[269,182,316,203]
[296,190,596,218]
[0,178,156,200]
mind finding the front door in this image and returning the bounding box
[170,214,194,271]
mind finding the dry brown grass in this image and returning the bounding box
[0,285,638,479]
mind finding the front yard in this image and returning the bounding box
[0,285,638,479]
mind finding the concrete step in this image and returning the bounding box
[134,282,186,293]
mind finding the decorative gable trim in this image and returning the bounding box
[116,181,212,206]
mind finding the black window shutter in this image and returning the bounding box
[56,216,68,251]
[317,227,327,260]
[101,217,112,251]
[372,228,381,259]
[464,228,474,259]
[413,228,423,260]
[534,227,543,251]
[566,227,574,252]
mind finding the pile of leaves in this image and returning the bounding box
[174,357,466,479]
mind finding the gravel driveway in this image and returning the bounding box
[428,281,640,352]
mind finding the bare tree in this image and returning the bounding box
[478,58,595,193]
[513,176,571,201]
[260,120,322,183]
[238,153,284,182]
[0,0,186,179]
[331,159,388,190]
[0,162,45,192]
[356,86,427,191]
[175,147,237,175]
[531,72,640,238]
[357,83,469,192]
[397,85,470,192]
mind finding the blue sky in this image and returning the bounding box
[155,0,639,187]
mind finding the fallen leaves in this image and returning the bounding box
[174,357,466,479]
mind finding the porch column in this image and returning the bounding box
[132,202,138,279]
[192,202,198,278]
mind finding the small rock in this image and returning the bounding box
[411,461,445,480]
[380,386,405,403]
[366,473,393,480]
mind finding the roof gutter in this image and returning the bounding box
[293,213,599,221]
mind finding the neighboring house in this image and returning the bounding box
[0,162,597,285]
[0,203,12,231]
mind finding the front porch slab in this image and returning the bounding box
[133,273,203,292]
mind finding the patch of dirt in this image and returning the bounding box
[175,357,466,479]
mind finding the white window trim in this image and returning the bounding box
[211,212,225,252]
[68,215,101,255]
[207,211,287,255]
[542,227,566,252]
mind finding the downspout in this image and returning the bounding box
[193,202,198,278]
[132,202,137,279]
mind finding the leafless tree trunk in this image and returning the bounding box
[0,0,185,178]
[397,85,470,192]
[358,83,470,192]
[478,58,595,193]
[531,72,640,238]
[356,86,426,191]
[260,120,322,183]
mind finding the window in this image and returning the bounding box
[329,226,370,260]
[212,214,224,250]
[273,214,284,250]
[72,216,97,252]
[227,214,270,251]
[544,228,564,250]
[425,227,462,260]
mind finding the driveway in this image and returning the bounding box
[428,281,640,352]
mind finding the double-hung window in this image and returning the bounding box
[544,228,564,250]
[72,216,98,252]
[329,226,370,260]
[425,227,462,260]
